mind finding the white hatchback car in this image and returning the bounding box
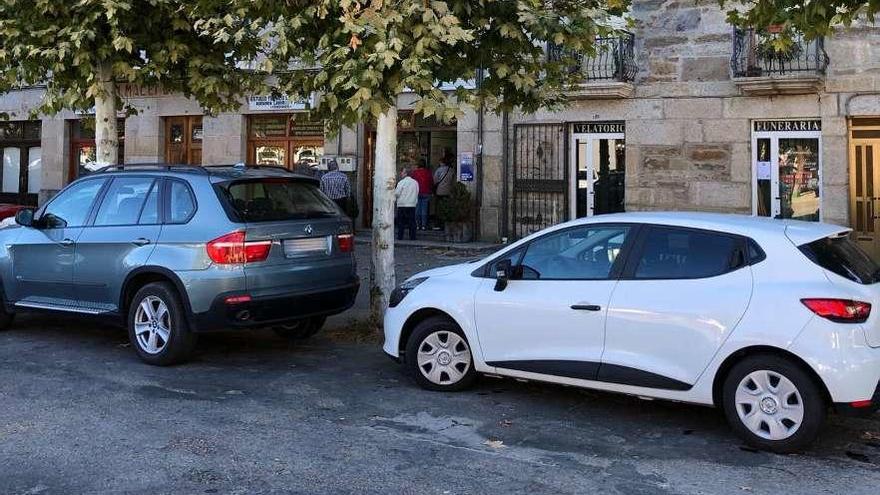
[383,212,880,452]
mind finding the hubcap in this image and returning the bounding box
[416,331,471,385]
[134,296,171,355]
[735,370,804,441]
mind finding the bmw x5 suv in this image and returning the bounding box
[0,164,359,365]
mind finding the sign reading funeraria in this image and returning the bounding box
[572,121,625,134]
[754,120,821,132]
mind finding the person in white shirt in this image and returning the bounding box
[394,167,419,240]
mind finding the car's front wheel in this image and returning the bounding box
[128,282,197,366]
[405,316,476,391]
[722,355,826,453]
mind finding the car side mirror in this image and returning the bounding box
[14,208,34,227]
[494,259,513,292]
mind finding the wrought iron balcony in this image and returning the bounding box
[731,27,829,95]
[548,33,637,98]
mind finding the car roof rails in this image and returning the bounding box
[95,164,210,175]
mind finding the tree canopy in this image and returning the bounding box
[248,0,631,131]
[723,0,879,38]
[0,0,266,116]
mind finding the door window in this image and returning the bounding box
[519,225,630,280]
[138,182,160,225]
[42,179,107,228]
[633,227,744,280]
[94,177,156,226]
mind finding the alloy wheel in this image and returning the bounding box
[134,295,172,355]
[416,330,472,386]
[734,369,805,441]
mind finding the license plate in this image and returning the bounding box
[283,236,331,257]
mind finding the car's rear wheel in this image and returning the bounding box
[273,316,326,340]
[128,282,197,366]
[405,316,476,392]
[722,355,826,453]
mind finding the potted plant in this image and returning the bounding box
[437,182,474,243]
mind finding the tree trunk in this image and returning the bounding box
[94,62,119,168]
[370,107,398,323]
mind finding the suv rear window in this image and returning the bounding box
[799,234,880,284]
[216,179,339,222]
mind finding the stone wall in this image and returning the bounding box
[483,0,880,240]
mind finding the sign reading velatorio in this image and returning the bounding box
[248,95,314,111]
[572,121,625,134]
[754,120,821,132]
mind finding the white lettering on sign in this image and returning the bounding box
[572,121,625,134]
[753,120,821,132]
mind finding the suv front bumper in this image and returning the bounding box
[191,279,359,332]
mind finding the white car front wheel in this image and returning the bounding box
[405,316,476,391]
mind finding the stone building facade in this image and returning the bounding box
[462,1,880,261]
[4,1,880,257]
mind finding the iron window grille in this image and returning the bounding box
[731,27,829,78]
[548,32,637,83]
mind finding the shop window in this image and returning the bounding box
[247,114,325,169]
[752,120,821,221]
[0,120,42,204]
[70,118,125,180]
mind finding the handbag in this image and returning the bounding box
[433,167,450,195]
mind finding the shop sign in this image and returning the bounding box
[459,152,474,182]
[753,120,821,132]
[572,121,625,134]
[118,83,174,98]
[248,94,314,111]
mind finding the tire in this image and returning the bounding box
[127,282,197,366]
[722,354,826,453]
[272,316,326,340]
[404,316,477,392]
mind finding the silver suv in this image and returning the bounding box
[0,165,359,365]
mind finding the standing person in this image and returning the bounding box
[410,159,433,230]
[319,158,352,212]
[432,153,455,229]
[394,167,419,241]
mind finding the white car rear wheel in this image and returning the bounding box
[722,354,826,453]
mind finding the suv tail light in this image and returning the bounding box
[801,298,871,323]
[337,233,354,253]
[206,231,271,264]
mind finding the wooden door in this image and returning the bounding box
[165,116,203,165]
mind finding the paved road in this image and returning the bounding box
[2,246,880,494]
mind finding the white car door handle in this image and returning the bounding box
[571,304,601,311]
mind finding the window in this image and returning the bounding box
[139,182,160,225]
[518,225,630,280]
[799,234,880,285]
[633,227,743,280]
[94,177,155,226]
[247,114,325,169]
[0,121,41,200]
[41,179,107,228]
[168,181,196,223]
[217,179,338,222]
[482,246,526,279]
